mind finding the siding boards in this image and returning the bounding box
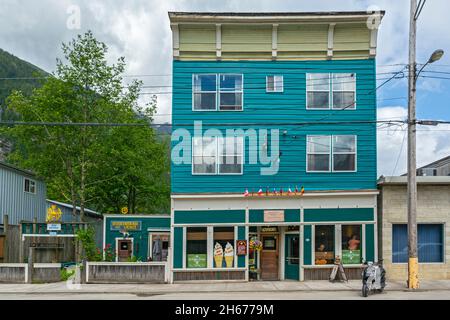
[179,24,216,52]
[278,24,328,52]
[0,167,47,225]
[172,59,377,194]
[221,25,272,52]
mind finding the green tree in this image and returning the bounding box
[4,31,169,219]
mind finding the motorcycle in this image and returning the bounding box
[361,260,386,297]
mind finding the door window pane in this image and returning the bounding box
[341,225,362,264]
[287,236,299,265]
[213,227,235,268]
[315,225,335,265]
[186,227,207,268]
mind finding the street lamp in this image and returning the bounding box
[417,49,444,77]
[407,48,444,290]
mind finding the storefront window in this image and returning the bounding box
[213,227,235,268]
[186,227,207,268]
[341,225,362,264]
[314,225,335,265]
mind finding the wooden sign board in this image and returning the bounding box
[263,210,284,222]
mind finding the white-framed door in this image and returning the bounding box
[149,232,170,261]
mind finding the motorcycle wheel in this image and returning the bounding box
[362,284,369,297]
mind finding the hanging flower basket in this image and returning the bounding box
[249,238,263,251]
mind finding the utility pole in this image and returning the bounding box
[407,0,419,289]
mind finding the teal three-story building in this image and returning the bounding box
[169,11,384,281]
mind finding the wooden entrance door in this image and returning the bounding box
[117,239,132,262]
[260,234,279,280]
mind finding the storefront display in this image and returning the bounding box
[187,254,207,268]
[315,225,335,265]
[341,225,362,264]
[186,227,207,268]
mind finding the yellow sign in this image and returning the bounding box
[46,204,62,223]
[110,221,141,231]
[121,207,129,214]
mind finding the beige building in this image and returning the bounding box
[378,176,450,280]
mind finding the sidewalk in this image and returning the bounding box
[1,280,450,294]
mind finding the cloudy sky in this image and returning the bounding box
[1,0,450,176]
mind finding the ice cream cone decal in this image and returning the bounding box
[224,242,234,268]
[214,242,224,267]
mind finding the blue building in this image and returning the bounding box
[0,161,47,225]
[169,11,384,281]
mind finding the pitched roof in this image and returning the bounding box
[0,161,38,178]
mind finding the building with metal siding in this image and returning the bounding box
[0,162,47,225]
[46,200,103,246]
[169,11,384,282]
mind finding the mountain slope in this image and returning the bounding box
[0,48,48,111]
[0,49,48,160]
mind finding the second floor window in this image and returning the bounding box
[24,178,36,194]
[193,74,243,111]
[192,136,243,175]
[306,73,356,110]
[307,135,356,172]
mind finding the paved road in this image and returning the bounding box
[0,290,448,300]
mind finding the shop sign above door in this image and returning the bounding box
[263,210,284,222]
[110,221,142,231]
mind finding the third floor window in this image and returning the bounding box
[306,73,356,110]
[193,74,243,111]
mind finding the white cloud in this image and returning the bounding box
[378,106,450,177]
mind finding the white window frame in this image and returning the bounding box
[218,74,244,111]
[218,136,244,175]
[184,225,238,270]
[306,73,357,110]
[192,74,218,111]
[192,136,218,175]
[192,136,244,176]
[24,177,36,194]
[148,231,170,262]
[306,135,332,173]
[192,73,244,112]
[306,135,357,173]
[331,73,357,110]
[115,237,134,262]
[266,75,284,93]
[332,135,357,172]
[306,73,331,110]
[312,223,366,267]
